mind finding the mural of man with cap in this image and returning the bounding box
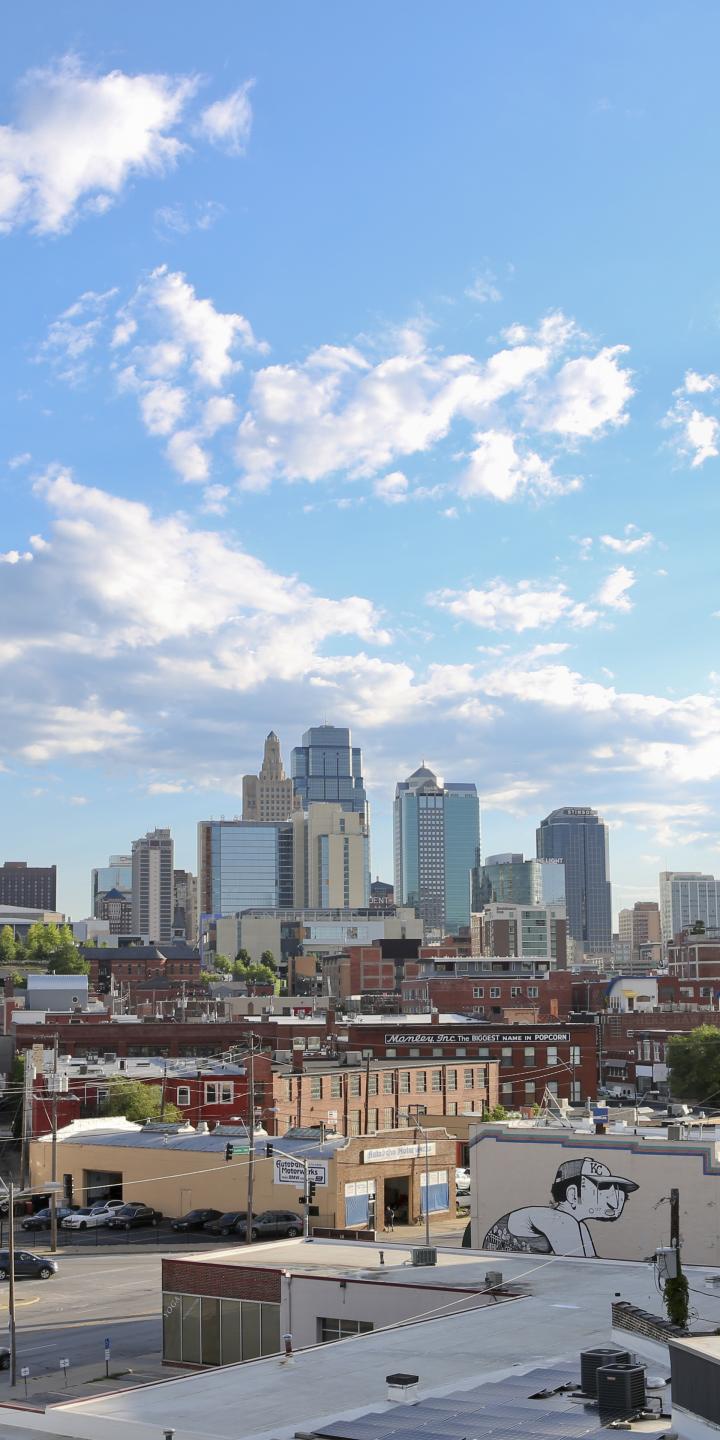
[483,1157,639,1257]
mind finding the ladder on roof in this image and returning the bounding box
[533,1085,573,1128]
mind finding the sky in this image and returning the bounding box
[2,2,720,923]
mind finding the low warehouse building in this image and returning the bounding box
[30,1121,458,1231]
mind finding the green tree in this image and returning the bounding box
[199,971,217,986]
[260,950,276,971]
[232,958,249,982]
[664,1268,689,1328]
[245,963,276,987]
[213,954,232,974]
[485,1104,508,1122]
[0,926,18,966]
[46,946,90,975]
[668,1026,720,1101]
[101,1079,180,1124]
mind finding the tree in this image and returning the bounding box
[260,950,276,971]
[199,971,217,986]
[235,948,251,966]
[101,1079,180,1124]
[46,946,90,975]
[664,1269,689,1328]
[0,926,18,966]
[668,1026,720,1101]
[485,1104,508,1122]
[213,955,232,974]
[232,958,249,982]
[245,963,276,988]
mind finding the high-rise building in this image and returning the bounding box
[297,804,369,909]
[131,829,174,944]
[96,889,133,935]
[536,807,612,955]
[617,900,662,969]
[0,861,57,911]
[242,732,299,823]
[291,725,367,818]
[659,872,720,945]
[394,765,480,934]
[472,853,565,911]
[91,854,132,918]
[173,869,197,943]
[197,820,295,919]
[472,901,567,966]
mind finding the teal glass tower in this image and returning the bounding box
[393,765,480,934]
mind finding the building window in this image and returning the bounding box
[501,1081,513,1099]
[547,1046,558,1067]
[431,1070,442,1092]
[310,1077,323,1100]
[416,1071,427,1092]
[282,1079,292,1102]
[571,1080,582,1103]
[368,1073,378,1096]
[162,1293,280,1365]
[463,1068,474,1089]
[447,1100,457,1115]
[319,1317,374,1343]
[420,1169,449,1215]
[523,1048,535,1069]
[528,986,539,999]
[348,1111,362,1137]
[472,986,484,998]
[349,1074,361,1097]
[570,1046,581,1067]
[447,1068,457,1090]
[382,1107,394,1129]
[501,1047,512,1070]
[205,1081,233,1104]
[330,1075,342,1099]
[367,1108,378,1132]
[490,987,501,999]
[399,1072,410,1093]
[383,1073,393,1094]
[176,1086,191,1107]
[510,986,521,998]
[525,1081,535,1099]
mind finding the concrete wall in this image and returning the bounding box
[470,1125,720,1265]
[280,1272,490,1349]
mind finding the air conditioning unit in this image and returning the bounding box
[597,1362,646,1417]
[484,1270,503,1288]
[580,1346,632,1397]
[411,1247,437,1266]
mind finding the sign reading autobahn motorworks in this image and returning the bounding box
[383,1030,573,1045]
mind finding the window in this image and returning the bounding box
[330,1075,342,1099]
[431,1070,442,1091]
[367,1108,378,1132]
[348,1111,362,1137]
[528,986,539,999]
[463,1068,474,1089]
[383,1072,393,1094]
[501,1081,513,1099]
[570,1046,581,1067]
[310,1077,323,1100]
[490,986,501,999]
[382,1107,394,1128]
[525,1081,535,1098]
[472,986,484,998]
[447,1100,457,1115]
[501,1047,512,1070]
[416,1071,427,1092]
[547,1079,558,1096]
[176,1086,190,1107]
[368,1073,378,1096]
[399,1071,410,1093]
[511,986,521,998]
[349,1074,361,1097]
[547,1046,558,1067]
[523,1048,535,1069]
[447,1068,457,1091]
[571,1080,582,1103]
[319,1317,374,1342]
[205,1081,233,1104]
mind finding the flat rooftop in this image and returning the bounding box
[178,1237,512,1285]
[0,1245,677,1440]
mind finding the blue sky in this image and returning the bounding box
[2,2,720,922]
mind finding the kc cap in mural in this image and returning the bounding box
[554,1157,639,1193]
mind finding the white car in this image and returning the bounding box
[61,1202,124,1230]
[455,1167,471,1195]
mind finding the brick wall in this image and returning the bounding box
[612,1298,687,1342]
[162,1257,281,1303]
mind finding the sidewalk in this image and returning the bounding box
[4,1352,176,1409]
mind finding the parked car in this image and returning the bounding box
[0,1347,8,1369]
[106,1204,162,1230]
[203,1210,247,1237]
[455,1167,471,1195]
[234,1210,304,1241]
[171,1208,222,1232]
[0,1250,57,1280]
[21,1206,78,1231]
[62,1202,124,1230]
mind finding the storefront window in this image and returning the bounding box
[202,1297,221,1366]
[181,1295,201,1364]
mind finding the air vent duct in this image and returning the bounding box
[580,1346,632,1396]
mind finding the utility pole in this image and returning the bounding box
[670,1187,680,1259]
[363,1051,371,1135]
[245,1044,255,1246]
[50,1035,59,1254]
[8,1180,16,1388]
[19,1054,34,1190]
[160,1059,167,1121]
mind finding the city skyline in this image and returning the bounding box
[4,6,720,923]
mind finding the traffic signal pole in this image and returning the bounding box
[245,1045,255,1246]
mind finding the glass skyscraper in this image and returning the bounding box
[472,852,566,911]
[536,807,611,955]
[291,725,367,817]
[197,820,295,919]
[394,765,480,934]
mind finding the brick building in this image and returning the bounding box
[0,860,57,911]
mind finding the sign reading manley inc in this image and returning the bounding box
[383,1031,573,1046]
[362,1142,437,1164]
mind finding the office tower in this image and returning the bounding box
[131,828,174,944]
[472,853,565,911]
[173,869,197,943]
[536,807,612,955]
[393,765,480,934]
[96,889,133,935]
[197,820,295,919]
[242,732,299,823]
[473,901,567,966]
[659,872,720,945]
[298,804,370,909]
[291,725,368,818]
[617,900,661,969]
[0,861,57,911]
[91,854,132,917]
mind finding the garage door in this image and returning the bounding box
[83,1170,123,1203]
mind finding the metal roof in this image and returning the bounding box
[58,1128,347,1157]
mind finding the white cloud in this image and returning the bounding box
[166,430,209,482]
[147,780,186,794]
[0,56,198,234]
[458,429,578,501]
[140,382,187,436]
[683,371,718,395]
[38,287,117,382]
[21,701,138,762]
[533,345,633,437]
[154,199,224,237]
[595,565,636,611]
[600,526,653,554]
[665,372,720,467]
[0,549,33,565]
[465,269,502,304]
[114,265,264,387]
[430,579,598,632]
[197,82,254,154]
[374,471,409,504]
[8,452,32,470]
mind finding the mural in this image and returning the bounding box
[482,1156,639,1257]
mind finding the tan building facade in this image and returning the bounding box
[470,1124,720,1265]
[242,731,298,824]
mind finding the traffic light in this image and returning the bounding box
[266,1142,274,1157]
[225,1142,234,1162]
[308,1180,317,1202]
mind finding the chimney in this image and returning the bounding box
[326,1008,336,1033]
[386,1373,419,1404]
[292,1049,304,1073]
[431,1009,440,1025]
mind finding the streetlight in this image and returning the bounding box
[404,1104,430,1248]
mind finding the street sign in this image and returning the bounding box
[60,1359,69,1368]
[592,1107,610,1124]
[20,1367,28,1378]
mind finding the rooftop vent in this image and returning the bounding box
[580,1346,632,1397]
[411,1247,437,1267]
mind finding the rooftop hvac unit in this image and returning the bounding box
[484,1270,503,1288]
[597,1362,646,1417]
[411,1247,437,1267]
[580,1346,632,1397]
[667,1124,684,1142]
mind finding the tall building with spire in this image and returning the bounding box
[242,732,298,823]
[394,764,480,935]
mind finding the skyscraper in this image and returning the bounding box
[536,807,611,955]
[242,732,298,823]
[131,829,174,944]
[197,819,295,919]
[298,804,369,909]
[393,765,480,934]
[291,725,367,818]
[91,854,132,918]
[659,872,720,945]
[472,852,566,911]
[0,861,57,911]
[173,869,198,943]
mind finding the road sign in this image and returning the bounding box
[20,1367,28,1378]
[60,1359,69,1368]
[104,1337,110,1348]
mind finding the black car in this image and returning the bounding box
[0,1250,57,1280]
[106,1204,162,1230]
[203,1210,247,1237]
[21,1206,78,1231]
[235,1210,304,1242]
[0,1347,8,1370]
[171,1208,222,1232]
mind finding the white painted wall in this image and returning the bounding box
[280,1271,489,1350]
